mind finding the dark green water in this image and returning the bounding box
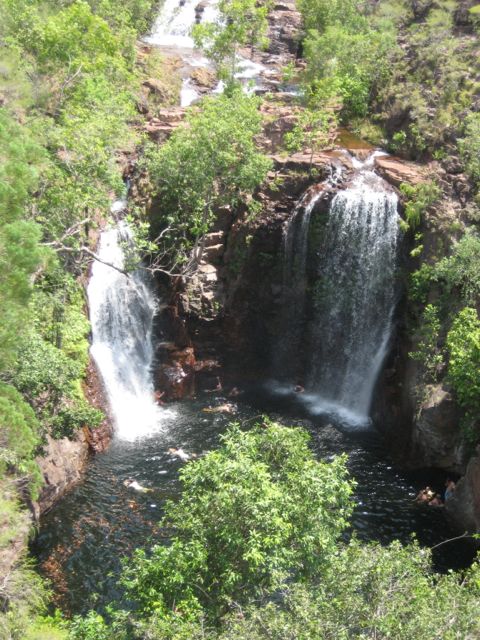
[33,388,475,616]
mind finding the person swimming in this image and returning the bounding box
[168,447,192,461]
[415,486,434,503]
[123,479,151,493]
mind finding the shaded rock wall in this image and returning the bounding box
[446,450,480,534]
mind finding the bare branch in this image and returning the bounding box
[46,241,130,277]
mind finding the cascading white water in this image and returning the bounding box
[87,222,171,440]
[277,153,400,425]
[144,0,265,105]
[145,0,205,48]
[305,157,400,421]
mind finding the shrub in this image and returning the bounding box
[409,304,444,382]
[446,307,480,416]
[400,181,441,230]
[0,382,42,498]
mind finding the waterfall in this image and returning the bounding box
[280,154,400,425]
[87,222,171,440]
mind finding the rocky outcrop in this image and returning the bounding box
[374,155,426,187]
[145,107,186,142]
[446,450,480,534]
[36,432,90,515]
[265,1,302,58]
[411,384,465,472]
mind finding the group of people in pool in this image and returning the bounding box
[415,478,456,507]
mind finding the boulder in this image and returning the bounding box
[191,67,217,91]
[36,432,90,514]
[142,78,171,103]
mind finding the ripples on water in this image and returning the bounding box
[33,390,476,615]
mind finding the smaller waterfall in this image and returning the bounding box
[87,222,171,440]
[145,0,219,49]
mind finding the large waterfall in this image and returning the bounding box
[87,222,169,440]
[282,154,400,425]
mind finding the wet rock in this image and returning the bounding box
[412,384,464,472]
[157,361,194,401]
[271,151,334,175]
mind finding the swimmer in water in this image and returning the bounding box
[202,402,237,414]
[168,447,191,462]
[123,479,151,493]
[415,486,434,503]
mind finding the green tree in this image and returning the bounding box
[0,109,45,372]
[144,92,272,273]
[297,0,363,32]
[213,541,480,640]
[446,307,480,417]
[121,421,354,623]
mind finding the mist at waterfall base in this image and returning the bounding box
[274,155,400,427]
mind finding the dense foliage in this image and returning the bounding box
[2,0,480,638]
[409,233,480,435]
[0,1,163,637]
[144,91,271,273]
